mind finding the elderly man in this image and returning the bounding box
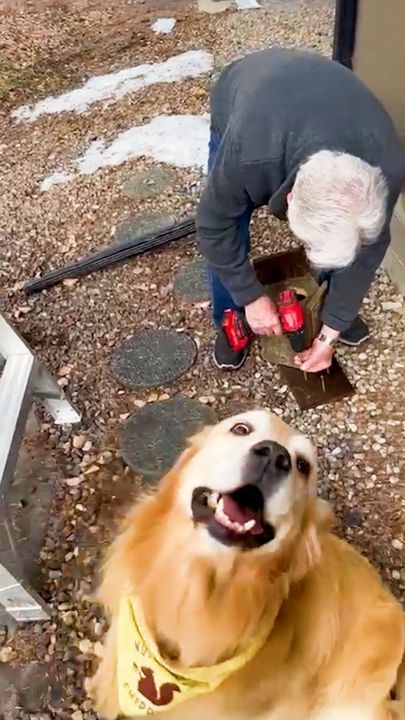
[197,48,405,372]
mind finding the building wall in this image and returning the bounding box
[353,0,405,294]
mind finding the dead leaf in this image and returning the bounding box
[84,464,100,475]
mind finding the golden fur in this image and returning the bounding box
[88,410,405,720]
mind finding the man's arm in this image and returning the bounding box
[196,132,264,308]
[296,209,395,372]
[321,222,391,332]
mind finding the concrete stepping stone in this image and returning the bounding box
[173,258,210,303]
[111,329,197,389]
[122,167,177,200]
[120,396,217,481]
[115,212,173,245]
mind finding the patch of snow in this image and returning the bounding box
[40,170,72,192]
[76,114,210,174]
[152,18,176,34]
[40,114,210,191]
[12,50,213,123]
[236,0,260,8]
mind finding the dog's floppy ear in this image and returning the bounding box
[161,426,214,482]
[187,425,214,449]
[159,425,213,483]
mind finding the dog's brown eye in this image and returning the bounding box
[297,456,311,477]
[231,422,252,436]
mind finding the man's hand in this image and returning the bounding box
[294,325,339,372]
[294,339,334,373]
[245,295,282,336]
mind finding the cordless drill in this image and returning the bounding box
[222,309,251,352]
[222,288,305,353]
[276,288,306,352]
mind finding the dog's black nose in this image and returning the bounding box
[250,441,291,473]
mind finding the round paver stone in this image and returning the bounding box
[173,259,209,302]
[111,329,197,389]
[120,396,217,481]
[115,212,174,245]
[122,167,177,200]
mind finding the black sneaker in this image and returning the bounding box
[339,316,370,347]
[213,329,250,371]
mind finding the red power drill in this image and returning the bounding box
[222,309,251,352]
[222,288,305,354]
[276,288,306,352]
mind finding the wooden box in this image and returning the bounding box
[254,248,327,367]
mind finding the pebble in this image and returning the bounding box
[72,712,84,720]
[64,476,84,487]
[49,570,62,580]
[392,570,401,581]
[58,365,73,377]
[78,639,93,654]
[0,645,16,662]
[73,435,86,449]
[381,300,403,311]
[391,539,403,551]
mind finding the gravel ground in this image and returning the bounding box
[0,1,404,718]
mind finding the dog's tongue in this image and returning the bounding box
[222,494,263,535]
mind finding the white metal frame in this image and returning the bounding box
[0,313,81,622]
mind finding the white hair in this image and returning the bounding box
[287,150,388,269]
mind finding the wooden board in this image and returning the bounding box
[254,249,354,409]
[254,248,309,285]
[281,358,354,410]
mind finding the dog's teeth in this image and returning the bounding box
[207,492,220,510]
[215,506,233,529]
[214,505,251,534]
[233,522,245,534]
[243,519,256,531]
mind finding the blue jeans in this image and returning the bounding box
[206,128,254,326]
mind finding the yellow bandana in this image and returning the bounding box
[117,595,268,716]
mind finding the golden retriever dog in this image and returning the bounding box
[88,410,405,720]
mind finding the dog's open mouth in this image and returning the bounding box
[191,485,276,548]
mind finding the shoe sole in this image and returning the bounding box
[339,333,370,347]
[213,352,248,371]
